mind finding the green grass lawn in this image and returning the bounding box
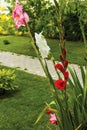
[0,66,58,130]
[0,35,36,56]
[0,35,87,66]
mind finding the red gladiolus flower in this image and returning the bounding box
[64,60,68,68]
[49,113,58,125]
[46,107,52,114]
[54,79,66,90]
[63,71,69,80]
[55,63,64,72]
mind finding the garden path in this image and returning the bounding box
[0,51,84,86]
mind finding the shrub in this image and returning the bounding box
[0,69,17,92]
[63,13,82,41]
[3,40,10,45]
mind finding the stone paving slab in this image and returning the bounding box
[0,51,85,86]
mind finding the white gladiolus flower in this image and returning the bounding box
[35,33,50,58]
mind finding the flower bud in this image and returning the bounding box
[60,54,64,61]
[64,60,68,68]
[63,48,67,56]
[55,63,64,72]
[46,107,52,114]
[63,71,69,80]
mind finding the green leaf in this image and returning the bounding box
[73,67,83,93]
[68,66,79,91]
[82,68,87,107]
[73,101,81,127]
[34,107,46,125]
[60,109,74,130]
[80,66,86,86]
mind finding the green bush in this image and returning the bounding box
[19,0,87,40]
[3,40,10,45]
[63,13,82,41]
[8,0,87,40]
[0,69,17,91]
[20,0,59,38]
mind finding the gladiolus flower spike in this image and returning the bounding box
[54,46,69,90]
[12,1,29,28]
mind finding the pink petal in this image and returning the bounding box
[23,12,29,23]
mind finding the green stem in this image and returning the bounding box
[64,88,68,113]
[54,0,65,49]
[50,53,62,79]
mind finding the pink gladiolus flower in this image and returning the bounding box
[49,113,58,125]
[12,3,29,28]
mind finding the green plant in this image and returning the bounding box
[3,40,10,45]
[0,68,17,91]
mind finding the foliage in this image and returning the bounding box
[4,0,87,40]
[63,13,81,41]
[0,14,23,35]
[20,0,59,38]
[3,40,10,45]
[0,68,17,91]
[35,66,87,130]
[63,0,87,41]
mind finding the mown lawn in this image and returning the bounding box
[0,35,86,66]
[0,66,59,130]
[0,35,35,56]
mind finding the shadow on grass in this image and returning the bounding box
[0,89,20,99]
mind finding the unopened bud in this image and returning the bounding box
[60,54,64,61]
[64,60,68,68]
[63,48,67,56]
